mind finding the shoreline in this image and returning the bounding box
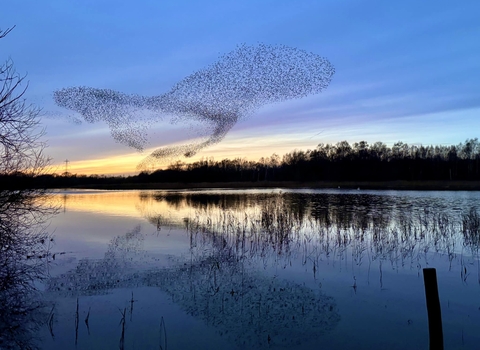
[62,180,480,191]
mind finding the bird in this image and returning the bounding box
[54,43,335,169]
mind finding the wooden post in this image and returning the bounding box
[423,268,444,350]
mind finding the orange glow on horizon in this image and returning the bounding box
[49,132,321,176]
[53,151,149,176]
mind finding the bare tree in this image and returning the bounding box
[0,26,49,177]
[0,27,55,349]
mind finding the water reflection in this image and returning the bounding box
[0,190,55,349]
[55,189,480,287]
[140,191,480,284]
[48,226,145,295]
[147,248,340,348]
[42,189,480,349]
[47,222,340,348]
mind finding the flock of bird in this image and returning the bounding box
[54,44,334,168]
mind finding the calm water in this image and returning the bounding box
[18,189,480,349]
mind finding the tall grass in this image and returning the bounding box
[185,193,478,283]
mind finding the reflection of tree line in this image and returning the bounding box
[139,191,480,281]
[139,191,266,211]
[137,191,281,228]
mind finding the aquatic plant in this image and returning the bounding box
[178,191,477,286]
[462,208,480,250]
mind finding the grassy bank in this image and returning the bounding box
[65,180,480,191]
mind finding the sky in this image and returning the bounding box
[2,0,480,175]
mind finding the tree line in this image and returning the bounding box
[138,138,480,182]
[5,138,480,189]
[1,23,478,189]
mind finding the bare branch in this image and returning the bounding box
[0,27,49,177]
[0,26,15,39]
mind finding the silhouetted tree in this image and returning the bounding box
[0,27,49,187]
[0,27,55,349]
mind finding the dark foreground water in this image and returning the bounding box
[7,189,480,349]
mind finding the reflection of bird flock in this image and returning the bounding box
[146,254,339,348]
[46,225,340,348]
[53,44,334,168]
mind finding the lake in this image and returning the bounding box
[10,189,480,349]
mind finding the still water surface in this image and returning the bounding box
[33,189,480,348]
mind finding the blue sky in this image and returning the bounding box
[2,0,480,174]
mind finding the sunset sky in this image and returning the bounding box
[2,0,480,175]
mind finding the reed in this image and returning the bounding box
[84,306,91,335]
[47,304,55,339]
[119,307,126,350]
[462,207,480,251]
[74,298,79,346]
[159,316,167,350]
[181,193,479,286]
